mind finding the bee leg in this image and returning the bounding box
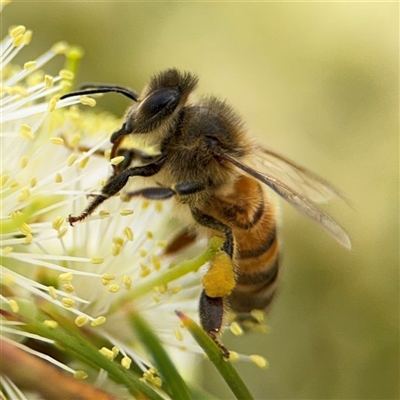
[199,291,230,358]
[68,157,165,225]
[122,181,205,201]
[191,209,235,358]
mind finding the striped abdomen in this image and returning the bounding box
[209,175,280,316]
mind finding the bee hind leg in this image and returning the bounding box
[199,291,230,358]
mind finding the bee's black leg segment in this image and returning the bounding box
[124,180,205,201]
[199,290,230,358]
[68,157,165,225]
[190,208,234,258]
[174,181,205,195]
[110,122,132,144]
[125,187,176,201]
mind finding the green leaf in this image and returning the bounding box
[13,303,165,400]
[129,311,193,400]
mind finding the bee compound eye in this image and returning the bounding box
[139,88,180,120]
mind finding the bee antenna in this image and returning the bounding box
[60,84,138,102]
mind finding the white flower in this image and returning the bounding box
[0,22,211,393]
[1,20,267,400]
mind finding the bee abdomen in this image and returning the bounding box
[228,255,280,313]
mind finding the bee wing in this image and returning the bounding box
[222,153,352,249]
[253,145,349,204]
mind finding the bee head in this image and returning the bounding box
[127,69,198,134]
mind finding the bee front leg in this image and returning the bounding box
[68,157,165,225]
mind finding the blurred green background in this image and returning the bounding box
[4,2,398,399]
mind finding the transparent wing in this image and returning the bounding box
[252,145,349,204]
[222,152,351,249]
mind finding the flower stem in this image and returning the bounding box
[176,311,255,400]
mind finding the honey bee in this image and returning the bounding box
[60,68,351,357]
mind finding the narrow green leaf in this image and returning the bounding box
[13,303,165,400]
[176,311,255,400]
[129,311,192,400]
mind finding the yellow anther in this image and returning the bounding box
[123,275,132,290]
[0,174,9,187]
[123,227,134,241]
[152,255,161,271]
[62,283,74,293]
[112,244,121,256]
[101,273,115,281]
[230,322,244,336]
[20,222,31,235]
[170,286,181,295]
[74,371,88,380]
[58,227,68,239]
[250,355,269,369]
[78,156,89,169]
[30,178,37,188]
[110,156,125,165]
[75,315,89,327]
[48,96,59,112]
[23,30,33,45]
[10,25,26,38]
[250,309,265,323]
[54,173,63,183]
[43,320,58,329]
[154,284,168,294]
[112,347,119,357]
[121,356,132,369]
[49,137,64,145]
[12,34,24,47]
[19,156,28,168]
[59,272,73,282]
[174,328,183,341]
[90,257,104,264]
[9,299,19,313]
[18,187,30,202]
[3,274,15,287]
[139,248,147,258]
[120,209,134,216]
[140,264,151,278]
[19,124,34,140]
[61,298,75,308]
[66,154,78,166]
[48,286,57,299]
[99,210,110,218]
[52,217,65,231]
[79,96,96,107]
[24,233,33,244]
[112,236,124,246]
[99,347,115,360]
[44,75,53,88]
[141,200,150,209]
[2,246,13,255]
[91,316,106,326]
[59,69,74,80]
[229,351,239,361]
[23,61,36,70]
[70,134,81,147]
[51,41,68,54]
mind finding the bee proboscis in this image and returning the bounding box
[61,69,351,357]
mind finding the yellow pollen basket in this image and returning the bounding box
[202,251,236,298]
